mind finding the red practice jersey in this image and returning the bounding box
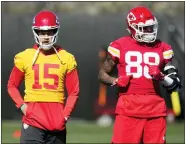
[108,36,174,117]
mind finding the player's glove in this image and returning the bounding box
[112,75,133,87]
[148,65,165,81]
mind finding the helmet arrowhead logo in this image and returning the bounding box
[128,12,136,21]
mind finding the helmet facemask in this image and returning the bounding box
[130,18,158,43]
[32,27,59,50]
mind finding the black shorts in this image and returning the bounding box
[20,123,66,144]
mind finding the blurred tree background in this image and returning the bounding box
[2,1,184,16]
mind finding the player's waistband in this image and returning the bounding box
[24,92,65,103]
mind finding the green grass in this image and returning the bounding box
[2,120,184,143]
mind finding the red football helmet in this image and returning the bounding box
[126,6,158,43]
[32,10,60,50]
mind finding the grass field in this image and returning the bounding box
[2,120,184,143]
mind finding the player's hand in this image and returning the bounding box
[64,116,68,122]
[148,65,165,80]
[20,103,28,116]
[112,75,133,87]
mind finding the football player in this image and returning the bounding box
[7,10,79,144]
[98,6,181,143]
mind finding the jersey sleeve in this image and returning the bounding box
[67,54,77,73]
[7,66,25,108]
[162,42,174,64]
[107,40,121,62]
[14,52,25,72]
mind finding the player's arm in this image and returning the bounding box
[63,55,79,121]
[7,66,25,109]
[7,53,27,114]
[161,61,181,92]
[98,55,132,87]
[148,43,181,93]
[99,41,132,87]
[98,55,117,85]
[148,60,181,93]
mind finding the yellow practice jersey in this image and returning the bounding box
[14,47,77,103]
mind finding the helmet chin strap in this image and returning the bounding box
[134,31,157,43]
[39,34,57,50]
[32,47,41,66]
[142,34,156,43]
[32,44,63,66]
[52,46,63,64]
[32,41,50,66]
[39,42,53,50]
